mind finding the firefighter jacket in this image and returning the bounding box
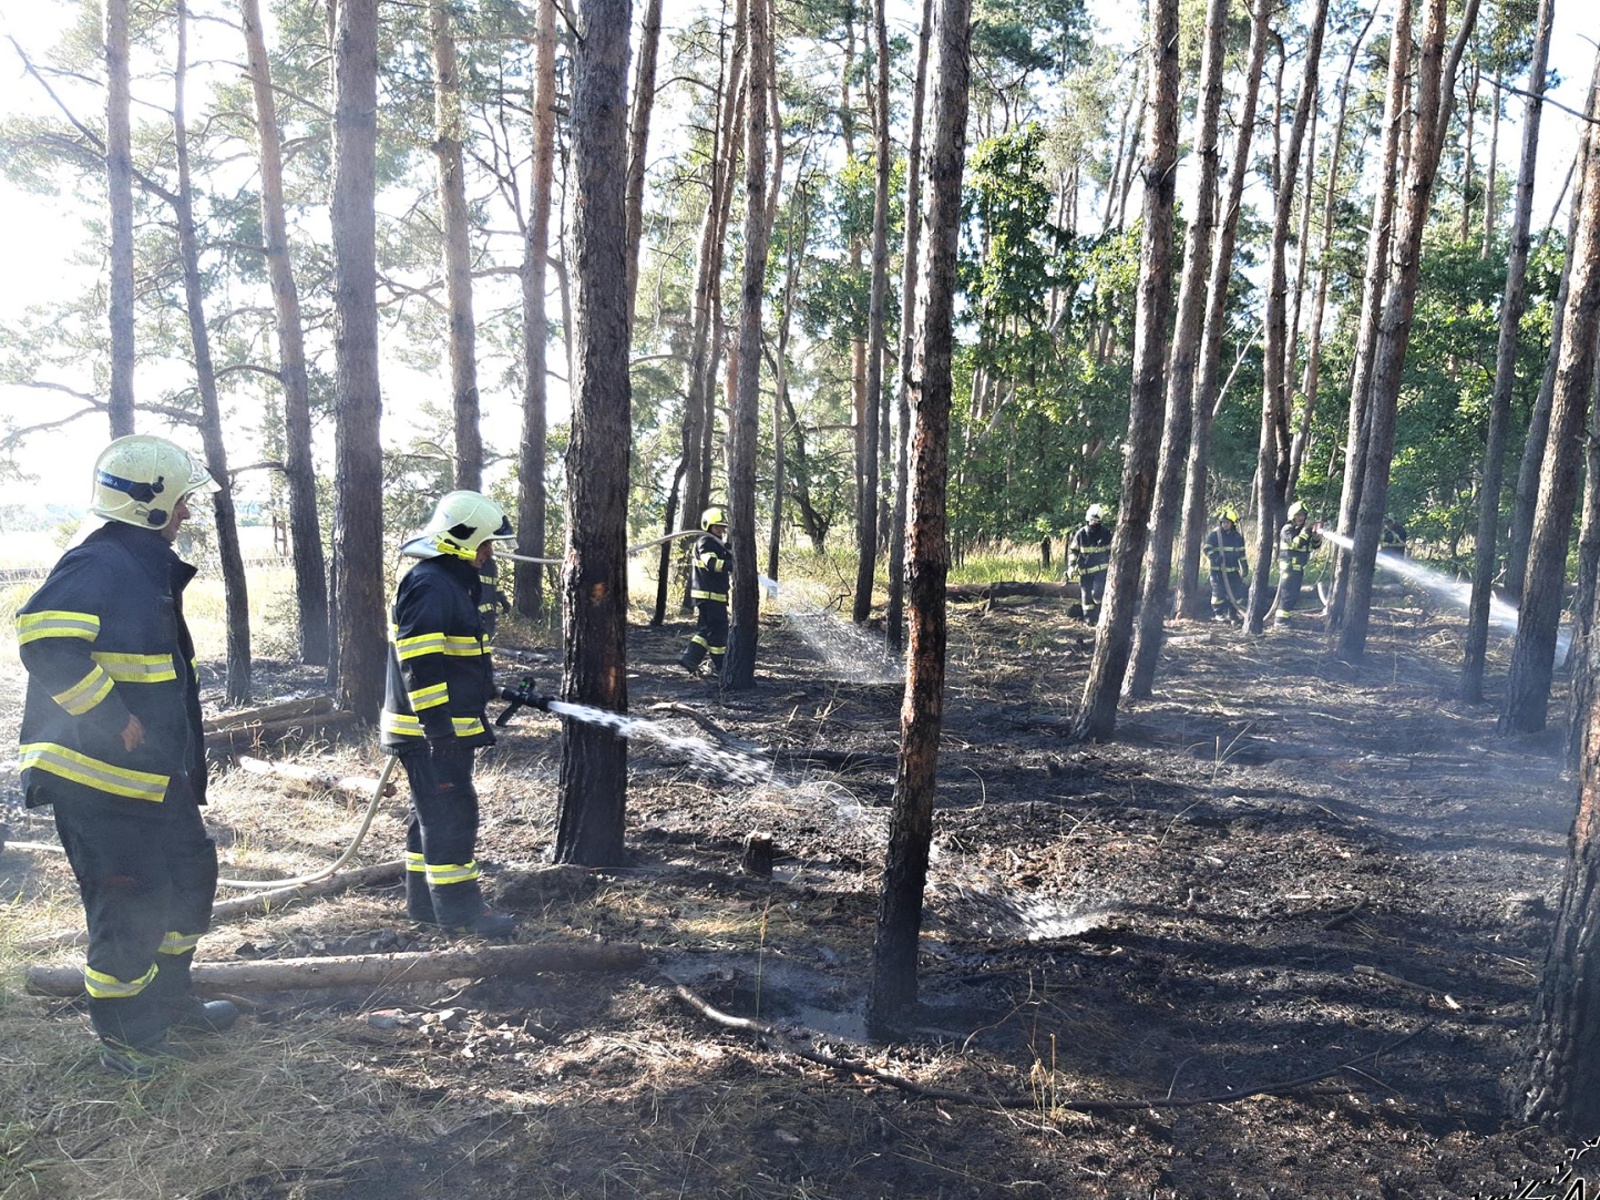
[1203,525,1248,580]
[1279,520,1322,573]
[690,532,731,604]
[381,555,497,753]
[1068,522,1112,579]
[1381,521,1407,555]
[15,522,206,812]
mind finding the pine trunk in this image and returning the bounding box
[242,0,329,665]
[555,0,633,866]
[104,0,134,438]
[869,0,969,1033]
[329,0,387,723]
[624,0,663,328]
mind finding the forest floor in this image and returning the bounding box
[0,584,1593,1199]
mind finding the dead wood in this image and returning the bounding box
[741,833,774,877]
[203,695,335,732]
[205,710,362,755]
[773,747,896,771]
[659,972,1428,1112]
[946,581,1077,603]
[235,755,397,800]
[26,938,646,997]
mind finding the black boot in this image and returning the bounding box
[432,879,517,939]
[406,863,437,923]
[149,951,239,1034]
[90,989,175,1078]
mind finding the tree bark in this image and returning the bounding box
[555,0,633,866]
[173,0,252,705]
[1337,0,1481,661]
[885,0,933,657]
[1569,376,1600,768]
[1127,0,1229,697]
[725,0,774,690]
[430,0,481,490]
[1460,0,1554,703]
[104,0,134,438]
[867,0,970,1036]
[1326,0,1413,631]
[1173,0,1271,619]
[1071,0,1180,741]
[1244,0,1331,634]
[241,0,329,666]
[329,0,387,723]
[1499,61,1600,736]
[624,0,663,329]
[517,0,557,620]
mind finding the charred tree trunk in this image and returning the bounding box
[886,0,933,656]
[868,0,970,1035]
[1460,0,1553,703]
[624,0,662,329]
[242,0,329,665]
[329,0,386,721]
[724,0,774,690]
[173,0,252,704]
[1128,0,1229,697]
[1245,0,1330,634]
[1326,0,1413,631]
[1073,0,1179,740]
[1337,0,1481,661]
[517,0,558,620]
[1174,0,1271,619]
[555,0,633,866]
[105,0,134,437]
[431,0,481,489]
[1499,62,1600,737]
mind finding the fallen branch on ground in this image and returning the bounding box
[235,755,397,801]
[945,581,1077,602]
[659,972,1428,1112]
[27,938,646,996]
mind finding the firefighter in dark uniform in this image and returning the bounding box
[1068,504,1113,624]
[1203,506,1249,624]
[382,490,518,937]
[1276,500,1323,616]
[1381,517,1408,558]
[678,507,731,677]
[16,435,237,1076]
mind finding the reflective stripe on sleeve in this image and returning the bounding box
[19,742,169,802]
[92,651,179,683]
[51,665,115,716]
[16,609,100,645]
[408,682,449,712]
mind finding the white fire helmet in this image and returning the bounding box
[89,435,217,531]
[402,490,516,560]
[1086,504,1104,524]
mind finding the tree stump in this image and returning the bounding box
[741,832,774,878]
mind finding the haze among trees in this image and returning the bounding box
[5,0,1600,1135]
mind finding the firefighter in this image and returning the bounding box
[678,507,731,677]
[1276,500,1323,617]
[1067,504,1113,624]
[1203,507,1249,624]
[382,490,519,938]
[16,435,238,1076]
[1381,516,1408,558]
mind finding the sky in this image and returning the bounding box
[0,0,1594,528]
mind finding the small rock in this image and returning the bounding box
[367,1010,403,1030]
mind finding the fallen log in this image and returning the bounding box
[945,580,1077,602]
[22,860,407,951]
[205,710,362,755]
[235,755,396,801]
[26,938,646,997]
[204,695,335,733]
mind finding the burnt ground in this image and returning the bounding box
[1,591,1594,1199]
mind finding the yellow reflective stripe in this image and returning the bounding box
[381,713,484,738]
[19,742,169,802]
[52,666,115,716]
[91,651,178,683]
[159,931,200,955]
[394,630,449,660]
[84,962,158,999]
[16,609,100,645]
[406,852,427,873]
[690,590,728,602]
[424,861,480,886]
[440,635,486,657]
[409,683,449,711]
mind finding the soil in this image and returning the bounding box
[4,593,1594,1199]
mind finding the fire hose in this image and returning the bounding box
[498,527,705,567]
